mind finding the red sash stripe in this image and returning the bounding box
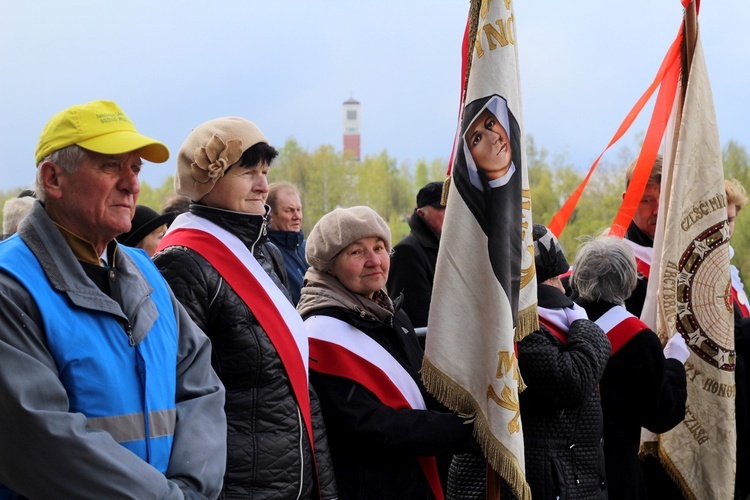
[732,287,750,318]
[538,317,568,344]
[634,257,651,279]
[159,229,315,450]
[309,338,444,500]
[605,316,648,355]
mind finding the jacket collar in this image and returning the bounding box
[297,268,393,324]
[537,284,574,309]
[268,229,305,248]
[17,202,155,334]
[407,211,439,249]
[625,221,654,248]
[190,203,269,251]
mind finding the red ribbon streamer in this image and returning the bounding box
[548,25,684,237]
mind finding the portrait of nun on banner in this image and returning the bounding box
[422,0,537,498]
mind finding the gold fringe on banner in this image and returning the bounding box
[515,304,538,341]
[658,443,697,500]
[422,357,532,500]
[441,175,452,206]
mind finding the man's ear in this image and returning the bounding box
[416,208,425,217]
[38,161,65,200]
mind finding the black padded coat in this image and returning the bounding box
[517,286,610,499]
[154,204,336,499]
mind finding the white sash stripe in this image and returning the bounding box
[537,303,587,333]
[166,213,309,375]
[624,239,653,267]
[731,265,749,307]
[305,315,426,410]
[594,305,634,333]
[537,307,570,333]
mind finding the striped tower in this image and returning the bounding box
[342,96,361,161]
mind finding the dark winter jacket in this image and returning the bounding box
[268,229,309,305]
[733,292,750,499]
[517,285,610,499]
[387,211,439,328]
[154,204,336,500]
[624,222,653,318]
[580,300,687,500]
[298,270,475,499]
[446,286,610,500]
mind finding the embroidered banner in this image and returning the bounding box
[650,30,736,500]
[421,0,535,498]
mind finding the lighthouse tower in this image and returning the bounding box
[342,97,361,161]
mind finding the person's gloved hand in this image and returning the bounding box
[664,334,690,364]
[563,303,588,324]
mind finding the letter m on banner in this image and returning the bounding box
[421,0,536,499]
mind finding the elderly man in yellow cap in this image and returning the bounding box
[0,100,227,498]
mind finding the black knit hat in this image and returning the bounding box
[117,205,176,247]
[532,223,570,283]
[416,181,445,208]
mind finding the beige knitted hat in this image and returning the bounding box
[175,116,268,201]
[306,206,391,271]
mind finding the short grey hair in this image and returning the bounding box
[625,154,662,189]
[3,196,35,236]
[570,236,637,305]
[34,144,87,203]
[267,181,301,212]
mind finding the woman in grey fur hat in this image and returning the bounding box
[298,205,476,500]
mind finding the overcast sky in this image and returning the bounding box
[1,1,747,191]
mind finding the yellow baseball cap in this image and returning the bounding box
[35,100,169,165]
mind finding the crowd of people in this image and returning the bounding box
[0,98,746,499]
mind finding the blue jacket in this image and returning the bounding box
[0,236,177,471]
[268,229,309,305]
[0,202,226,499]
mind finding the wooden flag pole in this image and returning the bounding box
[683,0,698,96]
[486,462,501,499]
[665,0,698,205]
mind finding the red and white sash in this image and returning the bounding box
[731,264,750,318]
[537,304,586,344]
[537,306,570,344]
[594,305,649,355]
[157,214,314,445]
[624,239,653,279]
[305,315,443,500]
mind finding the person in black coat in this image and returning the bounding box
[154,117,336,499]
[298,206,476,500]
[570,236,688,500]
[446,225,611,500]
[516,225,610,499]
[387,181,445,330]
[726,178,750,499]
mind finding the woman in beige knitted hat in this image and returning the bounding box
[297,205,476,500]
[153,117,337,499]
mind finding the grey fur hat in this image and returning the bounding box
[306,206,391,271]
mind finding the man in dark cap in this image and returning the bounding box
[387,181,446,332]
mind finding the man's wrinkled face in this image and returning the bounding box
[631,183,660,239]
[45,151,142,250]
[271,190,303,232]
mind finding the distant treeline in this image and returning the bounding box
[3,136,750,278]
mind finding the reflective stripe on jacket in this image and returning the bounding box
[0,237,178,472]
